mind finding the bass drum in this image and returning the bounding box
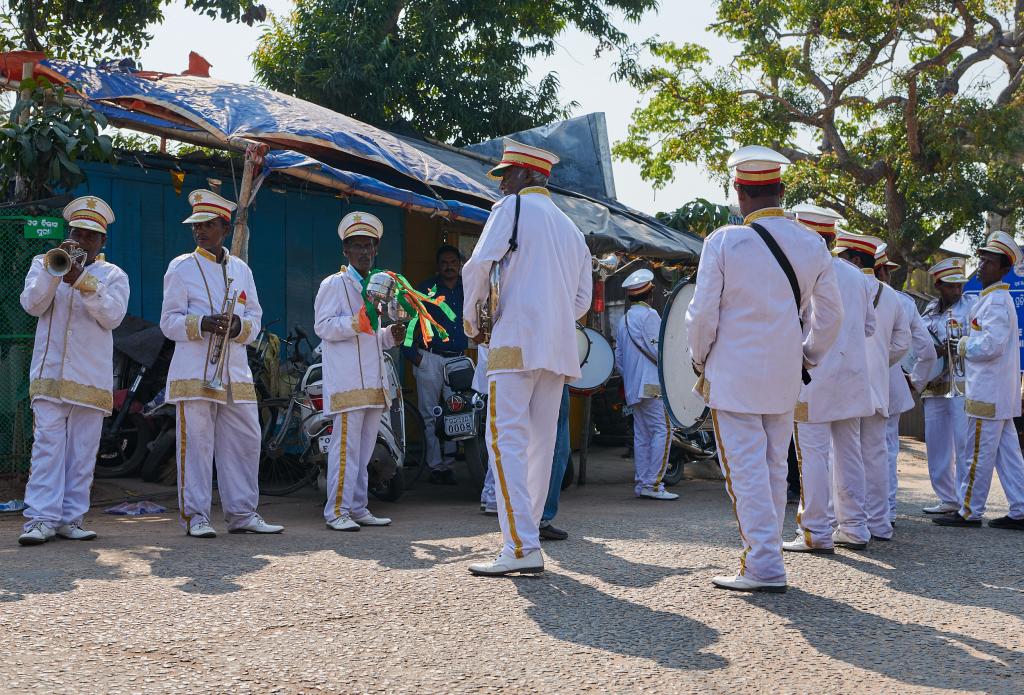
[569,326,614,394]
[658,277,710,434]
[901,350,945,385]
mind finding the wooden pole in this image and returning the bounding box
[230,143,268,262]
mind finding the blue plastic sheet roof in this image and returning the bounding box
[262,151,490,225]
[42,59,496,202]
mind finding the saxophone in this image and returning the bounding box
[476,263,501,344]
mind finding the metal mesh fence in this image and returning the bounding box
[0,205,56,483]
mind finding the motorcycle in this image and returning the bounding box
[429,356,488,488]
[95,316,173,478]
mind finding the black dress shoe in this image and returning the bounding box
[988,515,1024,530]
[429,470,445,485]
[539,522,568,541]
[442,469,457,486]
[932,513,982,527]
[870,535,892,542]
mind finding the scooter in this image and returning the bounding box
[429,356,488,488]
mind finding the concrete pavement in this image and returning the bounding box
[1,439,1022,693]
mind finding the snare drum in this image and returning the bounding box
[569,326,614,394]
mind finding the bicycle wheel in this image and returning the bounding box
[401,398,429,484]
[257,398,315,496]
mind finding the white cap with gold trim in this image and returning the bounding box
[833,231,883,257]
[63,196,114,234]
[791,203,842,237]
[978,230,1021,266]
[487,139,560,180]
[183,189,237,224]
[928,257,968,284]
[338,211,383,241]
[622,268,654,296]
[727,145,790,185]
[874,243,900,270]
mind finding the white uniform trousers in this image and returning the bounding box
[885,412,900,523]
[175,400,261,532]
[832,416,871,544]
[632,397,671,495]
[709,409,792,584]
[23,401,104,531]
[413,352,456,471]
[923,396,968,506]
[958,417,1024,521]
[861,414,892,540]
[793,420,853,549]
[486,369,563,558]
[325,407,384,522]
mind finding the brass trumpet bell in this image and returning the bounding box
[44,245,87,278]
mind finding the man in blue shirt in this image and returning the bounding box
[403,245,468,484]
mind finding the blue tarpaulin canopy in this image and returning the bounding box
[38,59,497,203]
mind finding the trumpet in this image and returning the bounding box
[944,309,965,399]
[475,263,500,344]
[44,243,87,277]
[206,278,238,390]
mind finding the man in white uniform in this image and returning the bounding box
[934,231,1024,530]
[161,189,283,538]
[686,146,843,592]
[614,268,677,500]
[463,140,592,576]
[315,212,405,531]
[18,196,130,545]
[874,246,936,525]
[833,232,911,546]
[919,258,974,514]
[782,204,874,556]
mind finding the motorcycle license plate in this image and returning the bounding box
[444,413,475,437]
[318,435,331,453]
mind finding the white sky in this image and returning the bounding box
[138,1,730,216]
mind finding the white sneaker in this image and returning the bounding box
[712,574,787,593]
[833,528,868,550]
[18,522,56,546]
[639,487,679,500]
[481,504,498,516]
[782,534,834,554]
[923,501,960,514]
[230,515,284,534]
[352,512,391,527]
[327,515,360,532]
[56,523,97,541]
[468,548,544,576]
[188,521,217,538]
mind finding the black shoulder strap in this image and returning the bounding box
[749,221,811,385]
[508,194,521,252]
[872,282,884,309]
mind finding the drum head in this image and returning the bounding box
[900,351,945,384]
[659,277,709,433]
[569,327,613,393]
[576,325,592,367]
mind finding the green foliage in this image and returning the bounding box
[616,0,1024,281]
[657,198,731,237]
[1,1,264,63]
[252,0,657,145]
[0,77,115,201]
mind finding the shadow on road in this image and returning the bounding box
[0,544,123,602]
[757,587,1024,693]
[517,572,728,671]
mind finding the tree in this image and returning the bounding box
[252,0,657,145]
[657,197,731,237]
[0,77,114,202]
[0,1,266,63]
[614,1,1024,283]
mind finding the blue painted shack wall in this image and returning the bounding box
[75,156,404,338]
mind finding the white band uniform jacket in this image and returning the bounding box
[21,255,130,414]
[160,247,262,404]
[462,188,592,379]
[921,295,976,397]
[314,265,398,414]
[889,291,938,414]
[685,210,844,415]
[614,303,662,406]
[862,272,912,418]
[961,283,1022,420]
[795,258,875,423]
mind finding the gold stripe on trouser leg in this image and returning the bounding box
[963,419,983,517]
[177,403,191,527]
[489,379,524,558]
[793,423,812,547]
[333,413,349,519]
[710,409,749,576]
[654,408,672,485]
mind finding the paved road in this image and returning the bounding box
[2,439,1022,694]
